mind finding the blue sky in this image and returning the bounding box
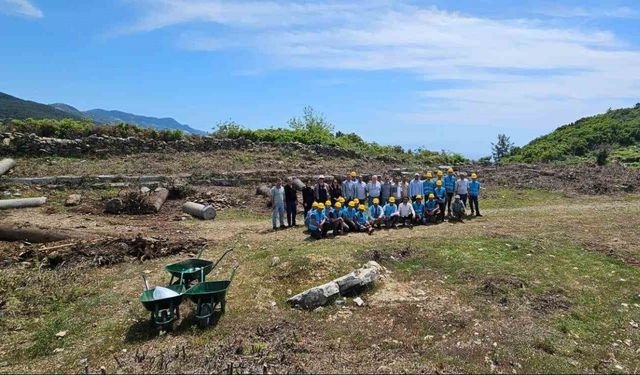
[1,0,640,158]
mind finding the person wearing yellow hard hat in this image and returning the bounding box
[443,167,457,217]
[309,202,330,239]
[342,171,358,201]
[340,200,359,232]
[368,197,384,229]
[354,204,375,234]
[305,201,319,228]
[468,172,482,217]
[425,193,440,224]
[327,201,348,235]
[423,171,436,198]
[434,180,447,222]
[412,194,426,225]
[383,196,399,229]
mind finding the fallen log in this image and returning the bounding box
[183,202,217,220]
[0,225,70,243]
[104,198,124,214]
[149,188,169,212]
[0,158,17,177]
[0,197,47,210]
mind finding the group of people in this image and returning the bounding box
[270,169,482,239]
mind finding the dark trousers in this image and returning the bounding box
[344,218,358,232]
[384,216,398,228]
[459,194,468,207]
[330,218,347,235]
[400,214,413,226]
[446,192,454,213]
[303,202,313,217]
[310,222,331,239]
[438,202,446,221]
[469,195,480,215]
[426,211,439,223]
[286,200,297,226]
[413,215,425,225]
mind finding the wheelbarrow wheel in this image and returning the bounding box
[197,303,213,328]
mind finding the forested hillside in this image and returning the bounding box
[0,92,81,121]
[506,104,640,166]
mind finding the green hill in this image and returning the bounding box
[506,103,640,166]
[0,92,81,121]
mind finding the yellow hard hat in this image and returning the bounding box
[428,193,435,199]
[353,198,360,204]
[426,172,433,178]
[348,201,356,207]
[318,203,325,209]
[312,202,319,208]
[471,173,478,179]
[416,195,422,200]
[358,204,366,211]
[447,167,454,173]
[437,170,443,176]
[389,196,396,203]
[350,171,357,177]
[373,198,380,204]
[335,202,342,208]
[338,197,345,203]
[436,180,442,186]
[325,200,332,207]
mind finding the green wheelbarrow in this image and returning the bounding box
[165,248,233,287]
[185,266,238,328]
[139,281,186,329]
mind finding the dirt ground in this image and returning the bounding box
[2,149,640,373]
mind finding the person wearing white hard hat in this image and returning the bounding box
[314,175,330,203]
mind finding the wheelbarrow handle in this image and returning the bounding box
[228,265,239,282]
[211,248,234,268]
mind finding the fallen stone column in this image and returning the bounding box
[0,158,16,177]
[287,261,382,310]
[0,224,70,243]
[256,184,271,197]
[183,202,217,220]
[149,188,169,213]
[0,197,47,210]
[292,178,305,191]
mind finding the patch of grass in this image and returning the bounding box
[482,188,567,209]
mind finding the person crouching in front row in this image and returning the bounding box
[425,194,440,224]
[355,204,374,235]
[327,200,349,235]
[309,203,330,239]
[383,196,399,229]
[341,200,359,232]
[398,196,415,228]
[368,198,385,229]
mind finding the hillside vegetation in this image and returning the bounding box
[0,92,81,121]
[506,104,640,166]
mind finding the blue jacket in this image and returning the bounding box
[426,199,438,211]
[369,204,383,219]
[423,179,436,196]
[383,203,397,217]
[444,175,457,193]
[413,202,425,217]
[305,209,315,227]
[469,180,481,196]
[434,187,447,203]
[327,207,339,219]
[309,209,326,231]
[355,211,368,225]
[342,207,357,220]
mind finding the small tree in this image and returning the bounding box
[287,106,334,138]
[595,146,610,166]
[491,134,515,163]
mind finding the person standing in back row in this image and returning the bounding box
[468,173,482,217]
[329,178,342,205]
[314,175,330,203]
[342,171,357,201]
[409,173,423,201]
[456,172,469,208]
[444,168,457,217]
[284,177,298,227]
[302,179,315,217]
[271,179,286,230]
[366,175,381,206]
[355,175,367,202]
[380,175,393,205]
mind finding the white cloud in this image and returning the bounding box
[532,5,638,19]
[119,1,640,133]
[0,0,43,18]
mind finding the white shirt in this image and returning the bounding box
[456,178,469,195]
[397,202,415,217]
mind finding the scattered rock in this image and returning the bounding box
[64,194,82,206]
[353,297,364,307]
[55,330,67,338]
[53,348,64,354]
[270,256,281,267]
